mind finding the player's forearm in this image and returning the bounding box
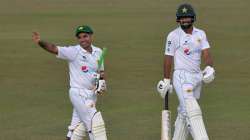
[38,40,58,54]
[203,49,213,67]
[164,55,173,79]
[205,56,213,66]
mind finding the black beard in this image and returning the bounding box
[180,23,193,30]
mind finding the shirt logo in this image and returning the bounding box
[81,65,89,73]
[81,55,88,62]
[184,48,191,55]
[168,41,172,45]
[167,41,172,52]
[197,38,201,44]
[167,47,170,52]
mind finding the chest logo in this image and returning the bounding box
[184,48,191,55]
[197,38,201,44]
[81,65,89,73]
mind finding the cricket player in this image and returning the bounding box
[157,3,215,140]
[32,25,108,140]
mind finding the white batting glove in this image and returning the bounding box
[202,66,215,84]
[157,78,173,98]
[95,79,107,95]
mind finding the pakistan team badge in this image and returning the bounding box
[182,7,188,13]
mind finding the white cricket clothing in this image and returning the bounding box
[173,70,202,114]
[165,27,210,73]
[165,27,211,140]
[172,113,189,140]
[68,88,97,140]
[57,44,104,89]
[56,44,104,140]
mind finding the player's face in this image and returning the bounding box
[179,17,192,25]
[179,17,193,30]
[77,33,93,48]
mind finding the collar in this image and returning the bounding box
[78,44,98,54]
[179,26,198,35]
[192,27,199,33]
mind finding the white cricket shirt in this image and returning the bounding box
[165,27,210,73]
[57,45,104,89]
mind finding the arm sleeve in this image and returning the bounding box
[164,33,176,56]
[56,46,78,61]
[201,31,210,50]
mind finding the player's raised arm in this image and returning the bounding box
[32,32,58,54]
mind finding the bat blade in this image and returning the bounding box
[97,47,107,71]
[161,92,171,140]
[161,110,171,140]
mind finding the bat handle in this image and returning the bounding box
[164,91,169,110]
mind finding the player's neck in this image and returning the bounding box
[183,26,193,34]
[81,45,92,53]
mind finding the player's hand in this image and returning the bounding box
[95,79,107,95]
[32,32,41,44]
[157,78,173,98]
[202,66,215,84]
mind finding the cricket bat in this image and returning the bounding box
[94,47,107,91]
[97,47,107,72]
[161,92,171,140]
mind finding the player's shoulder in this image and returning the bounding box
[70,44,81,48]
[59,44,79,49]
[92,45,103,53]
[66,45,80,52]
[57,44,79,52]
[193,27,207,36]
[167,27,181,38]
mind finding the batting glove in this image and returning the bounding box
[157,78,173,98]
[202,66,215,84]
[95,79,107,95]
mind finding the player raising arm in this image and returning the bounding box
[32,25,108,140]
[32,32,58,54]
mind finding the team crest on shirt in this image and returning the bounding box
[197,38,201,44]
[81,65,89,73]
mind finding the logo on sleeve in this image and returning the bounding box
[168,41,172,46]
[167,41,172,52]
[81,66,89,73]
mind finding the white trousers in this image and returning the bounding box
[67,88,97,139]
[173,70,203,114]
